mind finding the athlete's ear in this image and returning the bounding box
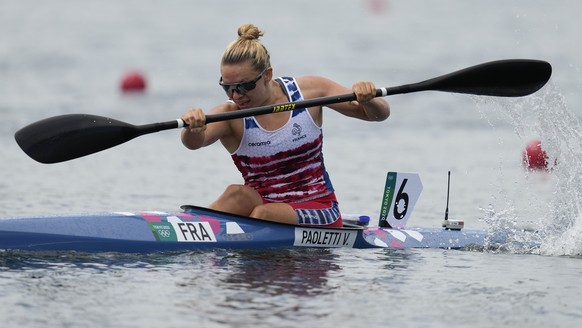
[264,67,273,82]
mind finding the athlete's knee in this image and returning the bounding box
[250,204,270,219]
[250,204,298,224]
[219,184,262,204]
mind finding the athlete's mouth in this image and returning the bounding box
[236,100,250,108]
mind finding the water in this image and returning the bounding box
[1,0,582,327]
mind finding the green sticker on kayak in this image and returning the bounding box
[149,222,178,241]
[379,172,397,226]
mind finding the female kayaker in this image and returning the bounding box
[181,23,390,227]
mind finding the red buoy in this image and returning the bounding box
[522,138,548,170]
[365,0,388,14]
[120,71,147,92]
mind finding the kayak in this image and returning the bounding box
[0,172,492,253]
[0,204,487,253]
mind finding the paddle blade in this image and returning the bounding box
[418,59,552,97]
[15,114,140,164]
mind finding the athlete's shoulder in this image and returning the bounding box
[296,76,346,98]
[207,100,238,115]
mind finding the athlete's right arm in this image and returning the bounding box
[180,104,231,150]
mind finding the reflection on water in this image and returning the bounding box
[216,249,340,297]
[0,249,345,326]
[0,250,175,272]
[101,248,418,326]
[172,249,341,325]
[1,245,581,327]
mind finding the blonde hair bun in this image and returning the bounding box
[221,23,271,71]
[237,24,264,41]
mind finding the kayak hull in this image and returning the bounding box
[0,205,487,253]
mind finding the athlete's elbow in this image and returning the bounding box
[369,105,390,122]
[378,108,390,121]
[181,132,204,150]
[183,142,201,150]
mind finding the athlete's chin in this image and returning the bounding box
[236,101,251,109]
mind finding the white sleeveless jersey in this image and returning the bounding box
[230,77,334,203]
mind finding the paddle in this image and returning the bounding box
[15,59,551,164]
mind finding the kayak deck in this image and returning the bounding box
[0,205,487,253]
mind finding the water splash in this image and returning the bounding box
[480,205,542,254]
[473,83,582,256]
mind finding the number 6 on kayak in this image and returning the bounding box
[379,172,423,228]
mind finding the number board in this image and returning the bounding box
[379,172,423,228]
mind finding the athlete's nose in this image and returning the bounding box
[231,89,245,99]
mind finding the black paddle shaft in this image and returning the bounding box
[15,59,552,164]
[205,59,551,122]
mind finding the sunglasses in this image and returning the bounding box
[219,67,269,96]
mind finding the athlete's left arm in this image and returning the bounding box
[297,76,390,122]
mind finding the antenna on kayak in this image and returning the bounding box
[444,171,451,222]
[442,171,464,230]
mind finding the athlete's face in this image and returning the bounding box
[220,63,271,109]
